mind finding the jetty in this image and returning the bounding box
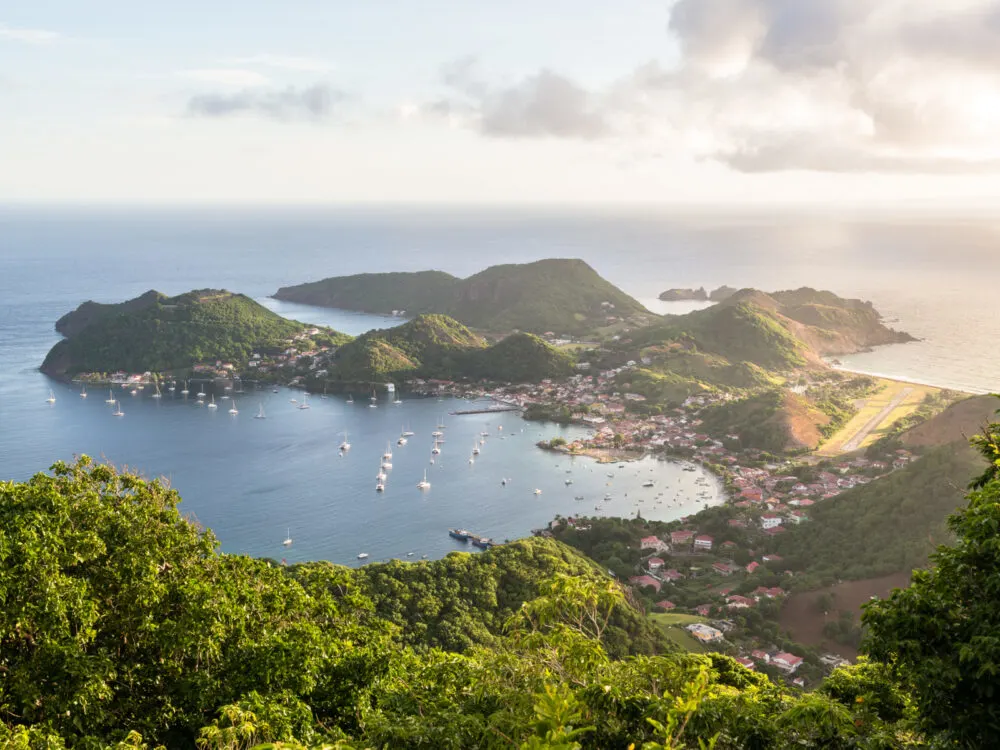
[449,406,521,416]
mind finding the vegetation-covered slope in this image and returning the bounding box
[699,389,833,453]
[276,258,652,335]
[773,441,984,584]
[0,456,944,749]
[42,290,344,376]
[273,270,461,315]
[324,314,572,384]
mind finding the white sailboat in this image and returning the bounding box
[283,528,293,547]
[180,380,189,395]
[112,400,124,417]
[417,470,431,490]
[207,395,218,410]
[105,389,116,404]
[377,466,387,482]
[339,431,351,451]
[168,382,175,392]
[298,393,310,410]
[397,435,408,446]
[375,480,384,493]
[80,385,87,398]
[383,443,393,461]
[46,390,56,404]
[196,384,206,398]
[402,425,415,437]
[346,393,354,404]
[228,399,239,415]
[431,441,441,456]
[472,442,480,456]
[255,403,266,419]
[151,383,161,399]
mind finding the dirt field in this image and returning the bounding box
[817,379,940,457]
[778,572,913,659]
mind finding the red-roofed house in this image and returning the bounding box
[726,595,755,609]
[661,568,685,581]
[640,535,669,552]
[695,604,712,616]
[746,561,760,574]
[694,535,714,551]
[628,575,662,592]
[713,561,738,576]
[762,554,783,563]
[735,657,756,670]
[728,519,747,528]
[655,600,676,610]
[647,557,665,571]
[671,530,695,547]
[751,649,770,663]
[772,652,804,673]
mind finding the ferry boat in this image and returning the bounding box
[472,537,493,550]
[642,480,655,488]
[448,528,470,542]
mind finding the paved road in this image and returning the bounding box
[842,387,914,452]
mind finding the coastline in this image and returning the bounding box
[827,361,981,396]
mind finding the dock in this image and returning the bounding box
[449,406,522,416]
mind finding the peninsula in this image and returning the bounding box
[273,258,655,335]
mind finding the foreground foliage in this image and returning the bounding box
[6,431,1000,747]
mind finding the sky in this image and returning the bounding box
[5,1,1000,206]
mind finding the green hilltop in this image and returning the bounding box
[41,289,350,377]
[274,258,653,335]
[323,313,573,385]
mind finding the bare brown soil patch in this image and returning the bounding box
[782,391,831,450]
[779,572,913,659]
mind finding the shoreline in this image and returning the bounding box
[827,362,982,396]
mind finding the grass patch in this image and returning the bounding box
[648,612,710,652]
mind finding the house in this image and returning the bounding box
[792,677,806,688]
[713,561,738,576]
[671,530,695,547]
[640,535,669,552]
[751,649,770,663]
[789,510,810,524]
[647,557,665,571]
[721,540,738,550]
[760,514,783,530]
[686,623,724,643]
[694,535,714,551]
[661,568,685,581]
[762,554,783,564]
[695,604,712,617]
[753,586,786,599]
[735,657,756,670]
[762,526,787,536]
[745,561,760,574]
[628,575,662,593]
[771,652,804,673]
[726,595,755,609]
[654,600,676,610]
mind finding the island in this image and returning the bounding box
[273,258,656,336]
[658,285,739,302]
[41,289,351,380]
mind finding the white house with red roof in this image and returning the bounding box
[628,575,662,592]
[771,652,804,673]
[670,530,695,547]
[760,514,783,530]
[726,595,755,609]
[751,649,770,663]
[654,600,676,610]
[694,534,714,551]
[640,535,669,553]
[647,557,665,571]
[746,561,760,574]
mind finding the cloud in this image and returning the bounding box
[0,23,60,44]
[427,57,610,139]
[655,0,1000,172]
[226,54,336,73]
[187,83,346,120]
[179,69,271,88]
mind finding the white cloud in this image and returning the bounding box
[0,23,60,44]
[226,54,336,73]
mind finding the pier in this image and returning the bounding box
[449,406,522,416]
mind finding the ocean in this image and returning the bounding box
[1,207,997,562]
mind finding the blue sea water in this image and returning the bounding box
[1,207,997,562]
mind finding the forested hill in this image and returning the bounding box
[3,455,973,748]
[323,314,574,384]
[42,289,347,376]
[275,258,653,335]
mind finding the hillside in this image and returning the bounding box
[42,290,341,376]
[900,394,999,448]
[275,258,653,335]
[699,389,833,453]
[322,314,572,385]
[272,270,460,315]
[0,456,940,748]
[773,441,984,584]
